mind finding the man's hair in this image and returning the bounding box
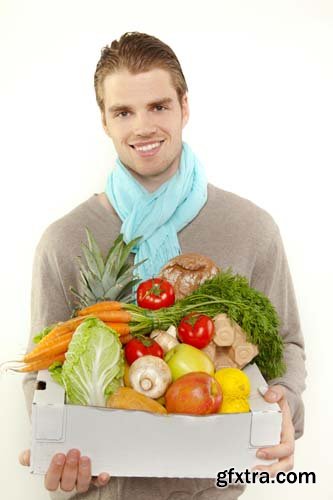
[94,32,188,113]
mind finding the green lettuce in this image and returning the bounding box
[49,317,124,406]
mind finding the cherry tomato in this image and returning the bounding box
[137,277,175,310]
[124,338,164,365]
[178,313,215,349]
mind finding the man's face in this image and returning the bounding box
[101,68,189,190]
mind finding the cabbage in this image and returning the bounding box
[50,317,124,406]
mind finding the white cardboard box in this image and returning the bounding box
[30,363,282,477]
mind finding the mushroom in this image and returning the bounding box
[150,326,179,354]
[129,355,172,399]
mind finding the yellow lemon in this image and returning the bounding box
[219,397,250,414]
[214,367,251,399]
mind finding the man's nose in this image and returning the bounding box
[133,112,157,135]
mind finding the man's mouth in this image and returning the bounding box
[130,140,164,157]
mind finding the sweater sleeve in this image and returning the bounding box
[22,227,73,421]
[251,224,306,440]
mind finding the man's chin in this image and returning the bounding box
[122,162,178,192]
[124,161,176,179]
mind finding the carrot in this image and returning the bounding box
[25,317,85,362]
[37,315,91,347]
[119,333,133,345]
[23,330,75,361]
[23,332,74,363]
[25,315,130,364]
[77,301,122,316]
[95,310,132,323]
[19,353,66,372]
[104,322,131,335]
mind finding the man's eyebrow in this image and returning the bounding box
[108,97,174,113]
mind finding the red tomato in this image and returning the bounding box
[124,338,164,365]
[136,277,175,310]
[178,313,215,349]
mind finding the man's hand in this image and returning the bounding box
[253,384,295,476]
[19,449,110,493]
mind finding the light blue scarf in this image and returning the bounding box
[105,141,207,282]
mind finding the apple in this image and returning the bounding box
[164,343,214,381]
[165,372,222,415]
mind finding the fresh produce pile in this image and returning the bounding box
[5,229,286,415]
[48,316,253,415]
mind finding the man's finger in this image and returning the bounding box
[252,454,294,476]
[263,385,286,403]
[91,472,110,488]
[60,449,80,492]
[256,441,294,460]
[18,449,31,466]
[76,456,92,493]
[279,399,295,443]
[44,454,66,491]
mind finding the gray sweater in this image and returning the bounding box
[23,183,306,499]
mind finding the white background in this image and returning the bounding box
[0,1,332,499]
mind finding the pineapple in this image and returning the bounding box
[70,228,146,309]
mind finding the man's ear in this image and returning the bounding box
[181,93,190,128]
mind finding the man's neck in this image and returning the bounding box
[126,164,179,193]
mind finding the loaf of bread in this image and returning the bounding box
[159,253,220,300]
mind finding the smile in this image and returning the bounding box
[130,141,164,158]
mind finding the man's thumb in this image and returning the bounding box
[19,449,31,466]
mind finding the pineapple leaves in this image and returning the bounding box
[83,228,105,279]
[116,249,146,278]
[116,236,143,280]
[70,230,145,309]
[104,233,125,264]
[117,278,141,301]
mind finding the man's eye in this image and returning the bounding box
[155,105,166,111]
[117,111,129,118]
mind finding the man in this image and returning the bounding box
[20,32,306,499]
